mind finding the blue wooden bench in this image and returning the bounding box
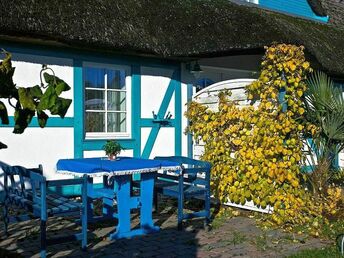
[1,163,88,258]
[153,156,211,230]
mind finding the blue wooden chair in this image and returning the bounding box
[2,164,88,258]
[153,156,211,230]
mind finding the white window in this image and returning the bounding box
[84,63,131,139]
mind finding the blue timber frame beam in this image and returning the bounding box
[141,70,178,159]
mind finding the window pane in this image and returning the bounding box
[85,90,105,110]
[107,91,126,111]
[86,112,105,132]
[108,70,126,90]
[107,113,126,133]
[84,67,105,89]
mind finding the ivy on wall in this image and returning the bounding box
[186,44,341,233]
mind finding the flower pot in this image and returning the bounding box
[108,154,117,160]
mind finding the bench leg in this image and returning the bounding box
[81,175,88,251]
[40,180,47,258]
[3,199,9,236]
[153,190,158,213]
[3,174,9,236]
[177,176,184,230]
[205,190,211,226]
[40,219,47,258]
[177,195,184,230]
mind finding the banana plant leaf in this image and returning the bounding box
[304,71,344,164]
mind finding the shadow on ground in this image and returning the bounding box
[0,197,334,258]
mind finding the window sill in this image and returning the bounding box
[85,133,131,140]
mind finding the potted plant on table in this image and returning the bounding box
[103,140,122,160]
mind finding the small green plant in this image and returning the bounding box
[255,231,268,251]
[230,231,247,245]
[288,246,341,258]
[211,207,233,230]
[103,140,122,159]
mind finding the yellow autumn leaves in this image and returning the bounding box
[185,44,325,228]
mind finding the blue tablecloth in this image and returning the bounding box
[56,157,180,177]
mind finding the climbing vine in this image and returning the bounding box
[0,51,72,148]
[186,44,342,232]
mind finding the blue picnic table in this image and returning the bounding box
[56,157,180,239]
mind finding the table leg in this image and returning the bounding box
[109,172,159,240]
[102,176,115,218]
[110,175,131,239]
[140,173,159,233]
[87,177,94,222]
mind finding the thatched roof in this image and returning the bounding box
[1,0,344,76]
[319,0,344,28]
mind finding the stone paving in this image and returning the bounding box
[0,199,332,258]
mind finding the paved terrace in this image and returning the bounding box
[0,198,330,258]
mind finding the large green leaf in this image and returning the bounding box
[55,81,71,95]
[29,85,43,98]
[13,108,35,134]
[0,51,17,99]
[0,100,9,124]
[43,72,56,84]
[37,110,49,128]
[49,97,72,118]
[18,87,37,110]
[0,141,7,149]
[43,72,71,95]
[36,85,57,110]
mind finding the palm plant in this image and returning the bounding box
[303,71,344,196]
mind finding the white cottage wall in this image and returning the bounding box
[0,128,74,178]
[0,52,190,196]
[181,66,193,158]
[140,67,175,118]
[140,66,188,158]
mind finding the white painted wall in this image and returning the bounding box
[140,67,175,118]
[140,66,189,158]
[181,64,198,157]
[0,127,74,179]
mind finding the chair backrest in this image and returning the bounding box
[2,164,43,200]
[154,156,211,188]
